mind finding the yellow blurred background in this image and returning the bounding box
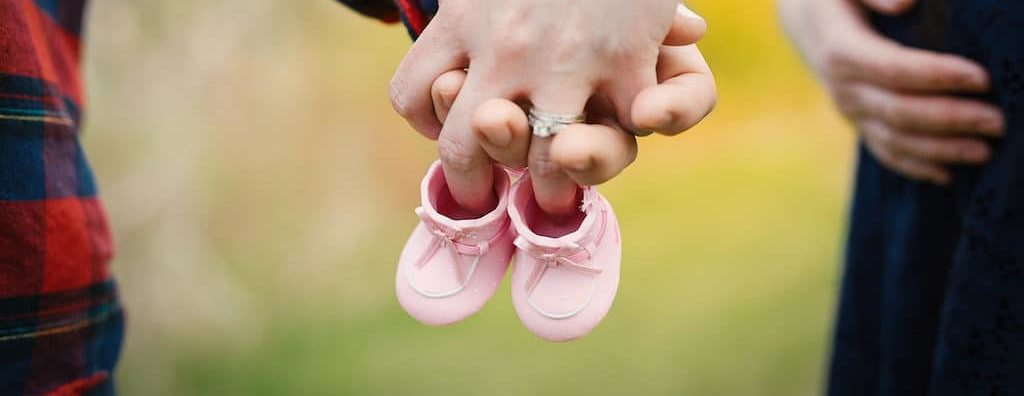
[81,0,855,394]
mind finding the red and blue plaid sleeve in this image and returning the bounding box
[1,0,123,394]
[336,0,438,39]
[336,0,401,23]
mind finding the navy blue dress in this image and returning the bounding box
[830,1,1024,394]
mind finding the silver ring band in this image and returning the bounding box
[529,108,585,138]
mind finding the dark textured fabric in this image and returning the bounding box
[395,0,436,39]
[830,1,1024,395]
[333,0,436,38]
[336,0,400,23]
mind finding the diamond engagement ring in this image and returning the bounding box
[528,108,586,138]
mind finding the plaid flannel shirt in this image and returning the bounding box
[0,0,434,394]
[1,0,123,394]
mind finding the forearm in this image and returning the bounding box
[778,0,828,73]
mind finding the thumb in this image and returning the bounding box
[663,3,707,46]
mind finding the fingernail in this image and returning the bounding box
[974,145,991,161]
[964,144,991,162]
[968,71,990,91]
[440,91,455,111]
[435,73,461,109]
[654,113,677,132]
[677,3,704,22]
[483,127,512,147]
[565,156,593,172]
[982,115,1006,135]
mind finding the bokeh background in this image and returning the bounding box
[81,0,855,394]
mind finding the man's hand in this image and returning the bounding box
[430,41,715,188]
[779,0,1004,185]
[390,0,712,216]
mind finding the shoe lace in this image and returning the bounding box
[409,207,508,298]
[514,202,609,296]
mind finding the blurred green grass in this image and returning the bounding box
[80,0,855,394]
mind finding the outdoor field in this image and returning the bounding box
[80,0,856,394]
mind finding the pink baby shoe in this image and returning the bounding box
[507,175,622,342]
[396,161,515,326]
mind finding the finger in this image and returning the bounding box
[893,132,992,165]
[663,3,707,46]
[851,84,1004,136]
[632,45,717,135]
[431,69,467,125]
[472,98,531,169]
[390,30,467,139]
[861,120,952,185]
[827,9,989,94]
[528,85,593,216]
[865,137,952,185]
[550,119,638,186]
[860,0,916,15]
[863,119,992,165]
[605,65,658,134]
[437,71,500,215]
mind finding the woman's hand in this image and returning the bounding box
[390,0,705,216]
[430,42,715,189]
[779,0,1004,185]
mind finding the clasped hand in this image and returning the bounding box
[389,0,717,217]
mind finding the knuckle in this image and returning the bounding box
[878,99,906,127]
[951,144,974,161]
[933,62,971,87]
[891,156,919,176]
[388,77,414,119]
[920,141,948,160]
[605,40,656,66]
[956,142,987,162]
[822,48,847,74]
[530,153,564,179]
[821,64,846,86]
[821,52,850,82]
[472,104,511,133]
[438,136,479,173]
[904,165,936,183]
[493,27,534,58]
[943,102,977,126]
[901,169,928,182]
[866,140,896,168]
[874,63,901,85]
[831,87,864,119]
[931,69,956,87]
[551,32,588,63]
[873,125,896,148]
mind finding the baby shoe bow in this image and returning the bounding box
[409,207,508,298]
[513,236,603,296]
